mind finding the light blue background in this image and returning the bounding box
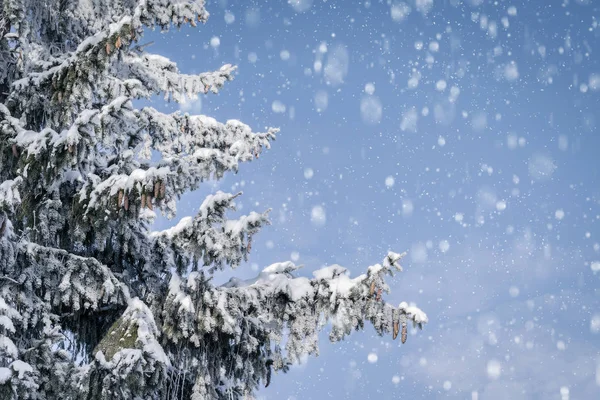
[146,1,600,398]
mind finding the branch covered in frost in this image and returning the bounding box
[142,108,278,159]
[11,242,129,314]
[123,54,237,101]
[0,298,38,397]
[77,116,276,219]
[159,252,427,397]
[8,0,228,112]
[150,191,270,273]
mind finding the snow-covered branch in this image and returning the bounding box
[158,252,427,396]
[123,54,237,101]
[151,191,270,272]
[77,116,276,219]
[14,242,129,312]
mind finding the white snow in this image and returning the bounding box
[324,45,349,86]
[590,314,600,333]
[272,100,286,113]
[385,176,395,188]
[360,95,382,124]
[314,90,328,112]
[438,240,450,253]
[408,70,421,89]
[210,36,221,48]
[0,367,11,384]
[504,62,519,81]
[590,74,600,91]
[401,199,414,217]
[120,298,170,366]
[10,360,33,379]
[528,153,556,181]
[391,3,411,22]
[313,264,347,281]
[288,0,312,13]
[398,302,428,325]
[364,83,376,95]
[486,359,502,379]
[367,352,378,363]
[311,205,326,226]
[224,11,235,24]
[0,178,22,211]
[415,0,433,15]
[0,336,18,358]
[0,315,15,333]
[400,107,418,132]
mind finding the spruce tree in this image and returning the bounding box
[0,1,427,398]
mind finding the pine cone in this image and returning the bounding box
[105,42,111,55]
[393,320,399,340]
[154,181,160,198]
[115,36,122,49]
[376,288,382,301]
[117,190,123,209]
[12,144,18,158]
[401,323,407,344]
[160,181,166,198]
[124,195,129,211]
[369,281,376,296]
[141,193,146,209]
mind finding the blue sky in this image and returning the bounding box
[145,0,600,398]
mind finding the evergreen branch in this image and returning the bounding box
[159,252,426,395]
[150,192,271,273]
[10,0,216,104]
[17,242,130,311]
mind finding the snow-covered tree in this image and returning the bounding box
[0,1,427,399]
